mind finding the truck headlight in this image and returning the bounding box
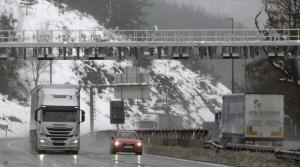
[39,139,45,143]
[73,139,78,144]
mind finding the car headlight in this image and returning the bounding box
[136,142,142,147]
[39,139,45,143]
[114,141,120,146]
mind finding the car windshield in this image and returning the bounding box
[116,132,137,139]
[42,109,78,122]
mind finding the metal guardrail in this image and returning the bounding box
[96,129,299,159]
[0,29,299,45]
[275,150,300,161]
[203,140,224,149]
[224,143,275,153]
[136,129,208,140]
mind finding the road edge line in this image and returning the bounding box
[144,153,229,167]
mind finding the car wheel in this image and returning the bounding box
[111,148,116,154]
[135,151,142,155]
[37,150,45,154]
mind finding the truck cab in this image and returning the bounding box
[30,85,85,154]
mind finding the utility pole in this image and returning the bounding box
[50,60,52,84]
[226,17,235,93]
[90,87,94,134]
[19,0,38,15]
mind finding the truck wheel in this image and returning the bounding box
[72,150,79,155]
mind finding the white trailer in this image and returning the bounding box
[30,84,85,154]
[220,94,245,143]
[138,113,183,130]
[220,94,284,145]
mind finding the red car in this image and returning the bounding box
[110,130,143,155]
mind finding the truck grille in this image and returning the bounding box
[50,137,68,142]
[53,143,65,146]
[47,128,72,135]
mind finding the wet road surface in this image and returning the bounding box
[0,134,226,167]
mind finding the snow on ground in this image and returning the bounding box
[0,94,29,137]
[125,60,231,128]
[0,0,103,30]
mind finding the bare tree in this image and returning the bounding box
[31,60,49,87]
[255,0,300,84]
[263,0,300,29]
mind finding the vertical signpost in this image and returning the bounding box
[89,67,150,133]
[112,67,150,130]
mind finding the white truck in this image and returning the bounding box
[30,84,85,154]
[138,113,183,130]
[220,94,284,145]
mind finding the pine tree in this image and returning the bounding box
[106,0,150,29]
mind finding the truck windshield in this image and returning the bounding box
[42,110,78,122]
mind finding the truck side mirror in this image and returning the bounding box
[81,110,85,123]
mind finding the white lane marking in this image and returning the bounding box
[144,154,229,167]
[7,140,63,167]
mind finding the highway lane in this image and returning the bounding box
[0,135,226,167]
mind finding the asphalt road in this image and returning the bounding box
[0,134,226,167]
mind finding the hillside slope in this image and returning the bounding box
[0,0,230,137]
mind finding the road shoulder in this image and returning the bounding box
[144,144,300,167]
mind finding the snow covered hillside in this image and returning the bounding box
[0,0,103,30]
[0,0,231,137]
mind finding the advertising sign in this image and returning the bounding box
[245,94,284,139]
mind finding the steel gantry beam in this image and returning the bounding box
[0,29,300,60]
